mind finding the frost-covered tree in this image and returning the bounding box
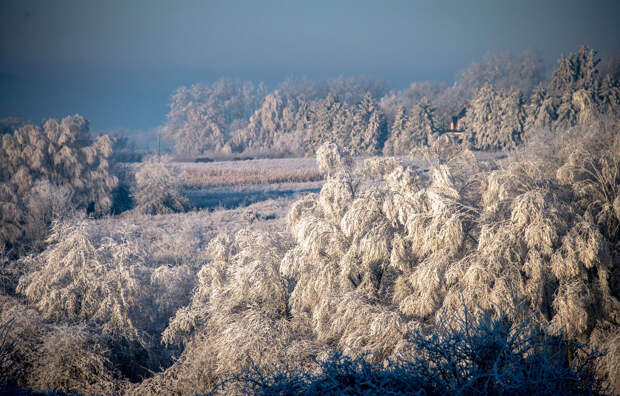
[162,78,267,155]
[383,99,440,154]
[382,107,410,155]
[229,90,310,155]
[303,93,351,153]
[524,85,556,131]
[0,115,117,256]
[16,215,197,383]
[599,73,620,115]
[525,45,619,132]
[350,93,389,154]
[462,84,526,150]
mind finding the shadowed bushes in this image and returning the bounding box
[228,311,606,395]
[229,312,605,396]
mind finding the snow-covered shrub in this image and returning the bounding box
[134,229,327,395]
[27,324,123,395]
[0,296,43,389]
[130,158,191,215]
[462,84,526,150]
[315,142,353,177]
[16,215,197,382]
[555,119,619,244]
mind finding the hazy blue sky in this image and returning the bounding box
[1,0,619,132]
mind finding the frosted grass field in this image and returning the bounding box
[173,152,503,209]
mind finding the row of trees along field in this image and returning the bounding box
[161,46,619,157]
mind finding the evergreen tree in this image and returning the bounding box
[526,45,618,132]
[383,99,438,154]
[351,93,388,154]
[463,84,525,150]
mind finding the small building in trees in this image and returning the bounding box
[447,102,468,132]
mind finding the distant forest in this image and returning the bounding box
[161,46,619,156]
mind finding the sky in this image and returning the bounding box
[1,0,619,133]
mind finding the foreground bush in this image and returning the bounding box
[16,215,198,383]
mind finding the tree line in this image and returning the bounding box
[161,46,619,156]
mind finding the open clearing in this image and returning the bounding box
[172,152,504,210]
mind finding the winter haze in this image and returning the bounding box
[1,0,619,132]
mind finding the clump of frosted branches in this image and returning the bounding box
[130,157,192,215]
[555,118,619,244]
[0,295,126,394]
[134,229,328,395]
[0,115,118,256]
[16,214,196,383]
[315,142,353,177]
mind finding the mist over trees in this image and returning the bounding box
[160,48,619,157]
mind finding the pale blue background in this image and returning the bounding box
[1,0,619,132]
